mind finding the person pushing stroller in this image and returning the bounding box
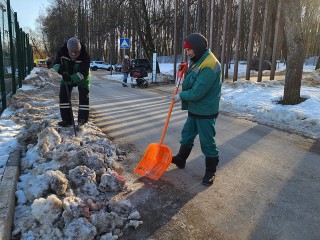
[122,55,130,87]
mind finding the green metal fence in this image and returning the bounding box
[0,0,33,114]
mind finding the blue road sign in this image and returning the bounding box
[120,38,130,49]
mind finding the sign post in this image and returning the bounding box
[152,53,157,83]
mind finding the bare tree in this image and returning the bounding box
[316,57,320,70]
[281,0,304,105]
[270,0,282,80]
[245,0,257,80]
[36,0,319,75]
[129,0,160,72]
[257,0,269,82]
[233,0,243,82]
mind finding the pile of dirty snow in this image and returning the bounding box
[5,68,142,239]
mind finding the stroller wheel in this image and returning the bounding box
[131,84,135,88]
[142,80,148,88]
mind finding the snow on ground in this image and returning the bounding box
[0,62,319,239]
[1,69,142,240]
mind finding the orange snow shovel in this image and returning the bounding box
[134,62,188,180]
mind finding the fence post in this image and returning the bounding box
[0,32,5,112]
[21,29,26,79]
[7,0,16,94]
[26,34,32,74]
[14,12,22,88]
[30,42,34,72]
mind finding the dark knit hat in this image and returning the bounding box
[67,37,81,52]
[184,33,208,58]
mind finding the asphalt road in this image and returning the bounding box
[90,72,320,240]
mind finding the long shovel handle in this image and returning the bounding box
[159,62,188,145]
[64,82,77,137]
[61,57,77,137]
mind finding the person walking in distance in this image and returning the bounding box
[122,55,130,87]
[171,33,222,186]
[53,37,91,128]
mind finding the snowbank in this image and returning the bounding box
[8,69,142,239]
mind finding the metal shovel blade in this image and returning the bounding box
[134,143,172,180]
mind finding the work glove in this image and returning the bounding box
[62,73,72,82]
[172,94,181,103]
[58,64,65,75]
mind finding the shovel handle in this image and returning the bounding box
[61,57,77,137]
[159,62,188,145]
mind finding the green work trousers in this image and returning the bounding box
[180,116,219,157]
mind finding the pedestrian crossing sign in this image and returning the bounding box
[120,38,130,49]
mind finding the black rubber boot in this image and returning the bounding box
[58,120,72,127]
[171,145,192,169]
[76,119,87,131]
[202,156,219,186]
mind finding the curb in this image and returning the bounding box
[0,150,21,240]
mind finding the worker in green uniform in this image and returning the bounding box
[172,33,222,186]
[53,37,91,128]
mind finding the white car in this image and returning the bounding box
[90,61,113,71]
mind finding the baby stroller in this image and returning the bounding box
[130,68,148,88]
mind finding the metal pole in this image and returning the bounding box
[21,29,26,79]
[1,3,5,51]
[14,12,22,88]
[26,34,31,74]
[7,0,16,94]
[0,32,6,112]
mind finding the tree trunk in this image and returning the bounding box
[215,0,223,58]
[245,0,257,80]
[220,0,228,82]
[183,0,189,61]
[282,0,304,105]
[173,0,177,80]
[233,0,243,82]
[316,57,320,70]
[224,0,232,79]
[270,0,282,80]
[257,1,269,82]
[208,0,215,52]
[129,0,158,73]
[197,0,202,33]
